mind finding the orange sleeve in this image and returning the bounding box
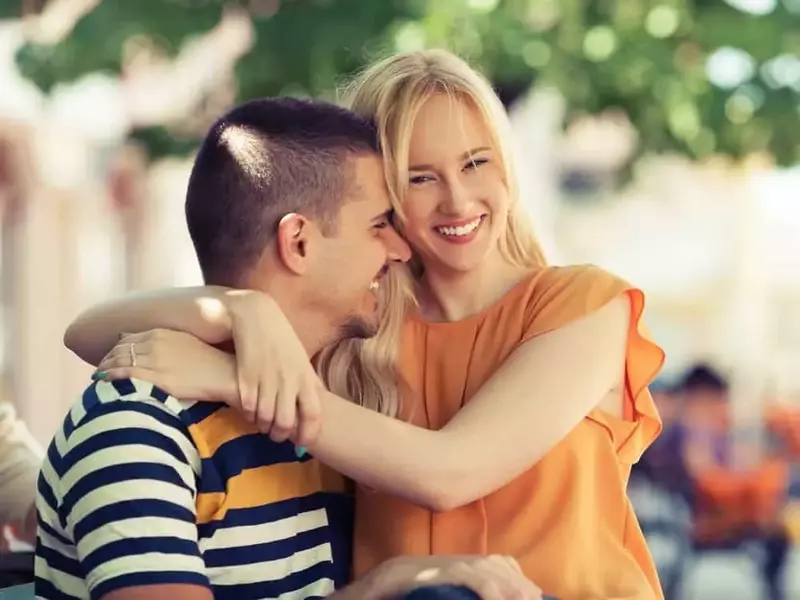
[520,265,666,463]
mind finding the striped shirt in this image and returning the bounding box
[35,378,353,600]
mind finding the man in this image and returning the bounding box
[36,98,535,600]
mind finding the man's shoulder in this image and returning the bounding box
[37,379,211,600]
[40,379,210,508]
[69,378,228,430]
[44,378,204,478]
[69,378,186,428]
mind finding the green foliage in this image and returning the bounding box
[8,0,800,164]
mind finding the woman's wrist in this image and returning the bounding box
[221,288,275,329]
[191,287,273,344]
[208,347,242,406]
[190,286,238,342]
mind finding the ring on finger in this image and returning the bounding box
[129,342,137,368]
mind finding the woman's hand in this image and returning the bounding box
[222,291,322,446]
[96,329,239,405]
[96,290,322,448]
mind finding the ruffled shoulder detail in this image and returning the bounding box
[520,265,666,463]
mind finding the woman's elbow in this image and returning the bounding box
[416,492,456,512]
[63,319,96,364]
[425,496,461,512]
[415,481,476,512]
[63,322,80,355]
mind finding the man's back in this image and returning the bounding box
[35,378,353,599]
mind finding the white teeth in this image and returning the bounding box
[369,281,379,291]
[435,217,482,237]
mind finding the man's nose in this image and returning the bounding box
[385,227,411,263]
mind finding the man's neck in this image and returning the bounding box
[259,284,332,358]
[276,304,332,358]
[240,263,336,357]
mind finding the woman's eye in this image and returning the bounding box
[464,157,489,171]
[409,174,433,185]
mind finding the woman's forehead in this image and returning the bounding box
[407,94,491,162]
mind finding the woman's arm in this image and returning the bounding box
[65,286,244,366]
[308,296,630,510]
[97,294,630,510]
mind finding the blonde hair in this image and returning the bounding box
[314,49,546,417]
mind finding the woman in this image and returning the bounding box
[66,50,665,599]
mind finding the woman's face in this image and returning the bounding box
[400,93,510,276]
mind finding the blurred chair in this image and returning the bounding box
[0,551,33,591]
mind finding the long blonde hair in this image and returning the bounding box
[315,49,546,417]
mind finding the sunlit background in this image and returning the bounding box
[0,0,799,597]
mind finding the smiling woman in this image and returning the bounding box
[61,50,667,600]
[401,95,512,287]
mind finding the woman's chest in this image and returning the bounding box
[398,320,523,428]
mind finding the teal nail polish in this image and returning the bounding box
[295,446,307,458]
[93,371,109,381]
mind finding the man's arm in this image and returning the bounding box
[47,386,211,600]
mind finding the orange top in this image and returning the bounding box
[353,265,666,599]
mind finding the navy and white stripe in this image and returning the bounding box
[35,378,353,600]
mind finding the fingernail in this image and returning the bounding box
[295,446,307,458]
[92,371,109,381]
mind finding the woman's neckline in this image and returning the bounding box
[408,268,541,327]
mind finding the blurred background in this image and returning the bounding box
[0,0,798,597]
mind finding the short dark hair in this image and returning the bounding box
[681,363,728,393]
[185,97,380,286]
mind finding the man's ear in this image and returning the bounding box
[276,213,314,274]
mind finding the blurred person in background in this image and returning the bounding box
[764,400,800,544]
[681,364,791,600]
[0,401,40,550]
[628,380,692,600]
[65,49,666,599]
